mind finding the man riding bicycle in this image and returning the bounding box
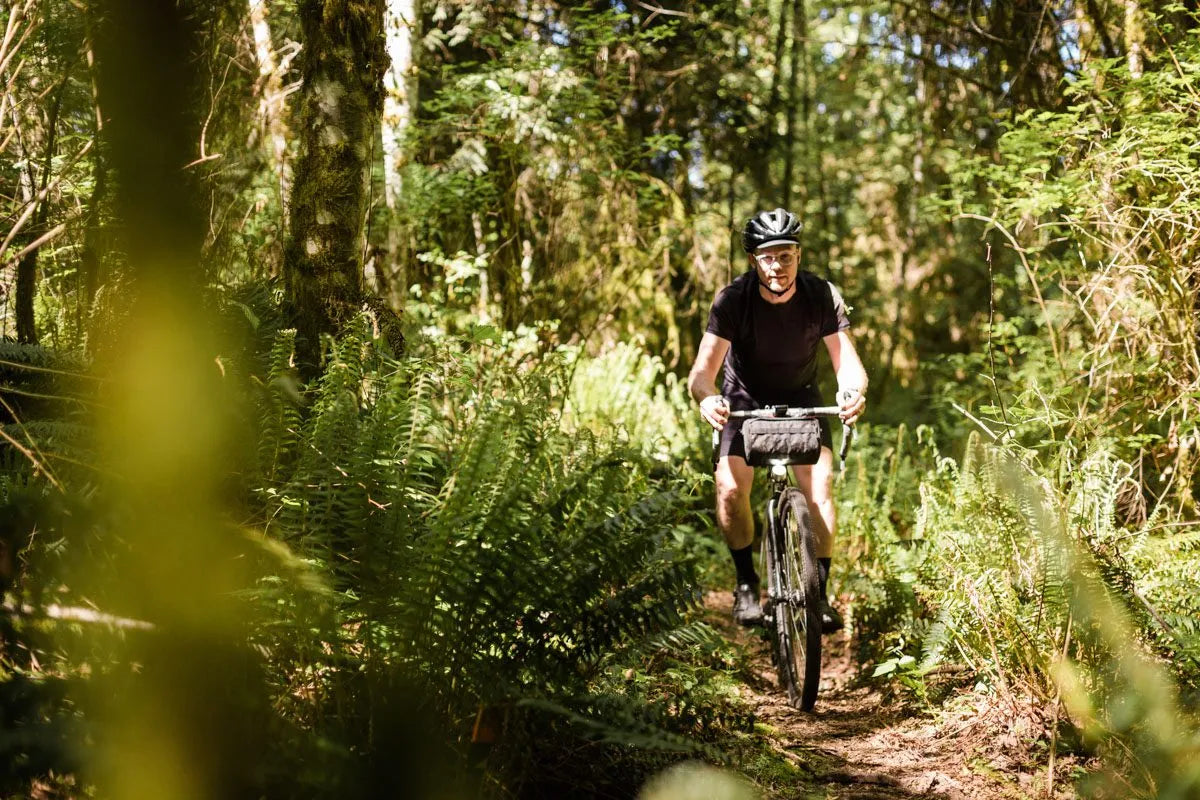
[687,208,868,630]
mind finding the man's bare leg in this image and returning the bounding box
[794,447,836,556]
[793,447,841,631]
[715,454,762,625]
[715,454,755,548]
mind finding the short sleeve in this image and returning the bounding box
[824,282,851,335]
[705,285,739,341]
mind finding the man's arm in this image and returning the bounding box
[688,332,731,430]
[823,330,868,425]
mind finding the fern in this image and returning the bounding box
[255,328,302,483]
[243,320,730,793]
[844,417,1200,796]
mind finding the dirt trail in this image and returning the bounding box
[706,591,1046,800]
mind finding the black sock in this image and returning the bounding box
[818,558,832,600]
[729,545,758,587]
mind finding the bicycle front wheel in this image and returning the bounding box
[776,487,822,710]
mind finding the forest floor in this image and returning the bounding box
[705,591,1083,800]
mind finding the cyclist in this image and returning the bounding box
[688,208,867,630]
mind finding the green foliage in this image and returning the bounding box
[9,0,1200,795]
[842,422,1200,796]
[234,319,754,795]
[935,19,1200,514]
[834,16,1200,791]
[565,339,705,464]
[0,302,772,798]
[392,1,756,363]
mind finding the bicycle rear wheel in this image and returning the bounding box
[775,487,822,710]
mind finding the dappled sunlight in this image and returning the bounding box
[1,0,1198,797]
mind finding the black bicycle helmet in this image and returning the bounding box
[742,208,802,253]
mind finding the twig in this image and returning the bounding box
[958,213,1063,368]
[984,238,1009,425]
[0,392,62,491]
[950,401,999,441]
[0,1,38,82]
[8,221,65,262]
[0,138,94,259]
[0,384,96,406]
[0,357,101,381]
[968,582,1012,701]
[4,601,154,631]
[183,152,223,169]
[0,424,61,490]
[635,1,690,23]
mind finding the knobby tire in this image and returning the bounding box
[776,487,822,710]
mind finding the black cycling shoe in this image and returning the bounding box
[732,583,764,627]
[819,599,843,634]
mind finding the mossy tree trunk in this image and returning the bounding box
[285,0,388,363]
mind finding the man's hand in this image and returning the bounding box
[837,388,866,426]
[700,394,730,431]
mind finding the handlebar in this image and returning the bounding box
[726,404,842,420]
[711,404,856,466]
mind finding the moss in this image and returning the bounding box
[284,0,389,361]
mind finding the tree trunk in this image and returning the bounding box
[781,0,805,209]
[1083,0,1117,59]
[284,0,389,363]
[752,0,789,195]
[80,11,106,319]
[10,73,67,344]
[94,0,207,292]
[1124,0,1144,79]
[727,165,737,284]
[380,0,420,309]
[381,0,419,211]
[89,7,280,796]
[798,0,812,214]
[471,211,490,322]
[10,98,36,344]
[248,0,293,213]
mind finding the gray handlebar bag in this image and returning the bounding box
[741,417,822,466]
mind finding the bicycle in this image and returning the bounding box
[714,403,853,711]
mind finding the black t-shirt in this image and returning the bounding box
[705,269,850,410]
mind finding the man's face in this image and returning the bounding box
[751,244,799,293]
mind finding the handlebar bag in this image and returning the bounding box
[741,417,822,466]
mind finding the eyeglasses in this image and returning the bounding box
[754,251,796,267]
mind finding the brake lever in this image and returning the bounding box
[839,423,854,470]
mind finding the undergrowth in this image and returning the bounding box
[0,320,787,798]
[839,422,1200,797]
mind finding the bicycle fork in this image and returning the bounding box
[763,474,792,616]
[764,473,804,613]
[764,491,779,622]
